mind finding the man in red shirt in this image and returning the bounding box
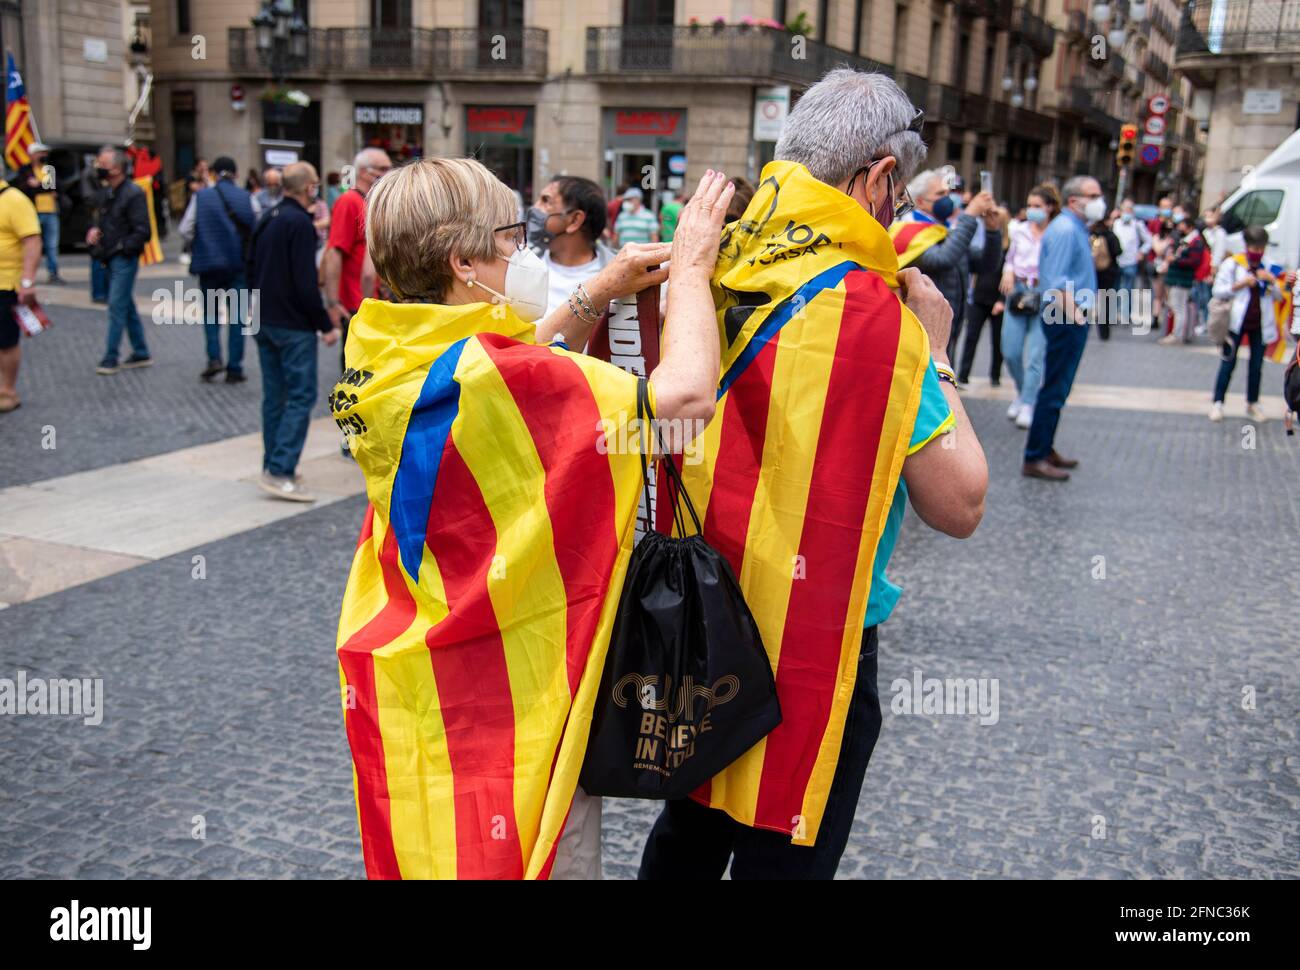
[322,147,392,364]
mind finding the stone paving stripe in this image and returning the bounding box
[0,536,148,609]
[958,376,1289,419]
[0,417,363,602]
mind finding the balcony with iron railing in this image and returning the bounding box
[584,24,891,85]
[1061,82,1122,134]
[1176,0,1300,59]
[228,26,548,80]
[1144,48,1171,83]
[962,89,1056,141]
[1017,6,1058,56]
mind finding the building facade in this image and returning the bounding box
[1,0,133,154]
[1175,0,1300,210]
[145,0,1205,209]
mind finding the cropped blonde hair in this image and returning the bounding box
[365,157,515,302]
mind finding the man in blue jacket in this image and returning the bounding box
[180,155,255,382]
[247,161,337,502]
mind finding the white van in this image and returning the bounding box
[1218,128,1300,268]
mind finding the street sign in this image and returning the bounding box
[1141,134,1165,146]
[1139,144,1161,166]
[1148,94,1169,115]
[1144,115,1166,136]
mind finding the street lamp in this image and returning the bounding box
[250,1,308,86]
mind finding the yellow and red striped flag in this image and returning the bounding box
[1230,254,1293,363]
[663,160,930,846]
[888,213,948,268]
[133,176,164,266]
[4,52,37,170]
[1269,271,1294,363]
[333,301,651,879]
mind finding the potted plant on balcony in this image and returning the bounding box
[785,12,813,36]
[689,16,701,34]
[260,87,310,125]
[712,17,725,34]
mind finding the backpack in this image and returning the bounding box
[1091,233,1112,271]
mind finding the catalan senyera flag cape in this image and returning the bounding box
[4,52,37,171]
[1230,253,1293,363]
[133,176,163,266]
[665,160,931,846]
[334,300,651,879]
[888,211,948,268]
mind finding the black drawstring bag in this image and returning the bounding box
[580,379,781,799]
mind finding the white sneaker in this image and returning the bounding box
[1208,402,1224,422]
[1157,334,1179,346]
[259,472,317,503]
[1015,403,1034,429]
[1245,404,1268,423]
[1007,399,1021,421]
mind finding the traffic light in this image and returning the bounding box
[1117,124,1138,167]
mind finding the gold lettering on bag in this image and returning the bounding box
[612,673,742,775]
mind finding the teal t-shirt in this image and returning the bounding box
[863,359,954,628]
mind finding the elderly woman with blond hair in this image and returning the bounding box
[332,157,734,880]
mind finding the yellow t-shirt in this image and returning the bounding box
[0,186,41,290]
[34,164,58,213]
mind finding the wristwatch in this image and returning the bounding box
[20,278,34,289]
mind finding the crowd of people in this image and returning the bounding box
[0,61,1294,880]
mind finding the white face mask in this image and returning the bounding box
[1084,196,1107,224]
[473,247,550,323]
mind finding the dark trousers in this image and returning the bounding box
[1213,324,1265,404]
[958,300,1003,383]
[199,270,247,375]
[255,326,318,478]
[1025,314,1089,462]
[638,626,882,880]
[944,298,967,364]
[103,255,147,363]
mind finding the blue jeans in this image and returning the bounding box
[1000,301,1046,408]
[103,255,148,363]
[1213,324,1265,404]
[90,258,108,301]
[256,326,318,478]
[199,271,247,374]
[1025,313,1090,462]
[37,212,59,276]
[1192,280,1211,322]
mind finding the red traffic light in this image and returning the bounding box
[1120,124,1138,141]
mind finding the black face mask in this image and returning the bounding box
[95,168,111,182]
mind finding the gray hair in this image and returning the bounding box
[354,147,390,171]
[1062,175,1097,203]
[98,145,130,172]
[906,168,947,201]
[775,69,927,188]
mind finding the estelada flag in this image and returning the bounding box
[4,52,37,171]
[663,160,931,846]
[333,300,651,879]
[888,212,948,268]
[133,176,163,266]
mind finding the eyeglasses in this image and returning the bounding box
[844,107,925,217]
[846,162,915,220]
[494,221,527,252]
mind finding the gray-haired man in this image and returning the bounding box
[639,68,988,880]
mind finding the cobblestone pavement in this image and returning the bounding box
[2,308,1297,879]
